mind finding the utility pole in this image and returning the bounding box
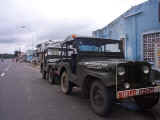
[20,25,36,50]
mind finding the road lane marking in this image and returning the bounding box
[1,72,5,77]
[4,63,12,71]
[0,63,12,78]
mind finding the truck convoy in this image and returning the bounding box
[40,35,160,117]
[40,41,61,84]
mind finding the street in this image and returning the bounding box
[0,60,160,120]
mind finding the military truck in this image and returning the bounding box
[40,41,61,84]
[54,35,160,116]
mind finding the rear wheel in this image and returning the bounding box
[90,81,112,117]
[48,69,55,84]
[134,92,160,110]
[60,71,72,94]
[42,71,46,80]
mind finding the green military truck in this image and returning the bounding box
[49,35,160,116]
[40,42,61,84]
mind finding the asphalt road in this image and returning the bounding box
[0,60,160,120]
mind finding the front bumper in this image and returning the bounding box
[117,86,160,99]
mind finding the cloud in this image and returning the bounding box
[36,20,94,41]
[0,36,17,44]
[0,0,147,53]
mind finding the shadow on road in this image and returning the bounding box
[35,77,160,120]
[62,87,160,120]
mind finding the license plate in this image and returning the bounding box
[117,86,160,99]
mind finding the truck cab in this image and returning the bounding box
[57,34,160,116]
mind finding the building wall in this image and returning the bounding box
[93,0,160,62]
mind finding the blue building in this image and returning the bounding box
[93,0,160,66]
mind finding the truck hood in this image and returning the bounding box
[47,58,60,63]
[79,59,129,68]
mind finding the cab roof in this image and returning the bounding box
[63,34,121,44]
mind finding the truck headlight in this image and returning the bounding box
[124,82,130,89]
[117,66,125,76]
[142,65,149,74]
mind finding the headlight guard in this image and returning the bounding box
[142,65,150,74]
[117,66,126,76]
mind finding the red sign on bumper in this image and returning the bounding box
[117,86,160,99]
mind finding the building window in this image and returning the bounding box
[143,32,160,62]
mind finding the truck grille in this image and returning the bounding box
[126,64,142,83]
[118,62,151,89]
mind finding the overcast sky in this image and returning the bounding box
[0,0,147,53]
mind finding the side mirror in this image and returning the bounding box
[73,48,78,54]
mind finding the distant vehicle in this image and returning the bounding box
[52,34,160,116]
[31,57,39,64]
[26,55,33,63]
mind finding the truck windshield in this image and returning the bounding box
[48,48,60,55]
[78,39,121,53]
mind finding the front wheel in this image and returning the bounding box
[90,81,112,117]
[60,71,72,94]
[134,92,160,110]
[48,69,55,84]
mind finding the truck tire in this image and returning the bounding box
[134,92,159,110]
[60,71,72,94]
[42,71,46,80]
[90,81,112,117]
[48,69,55,84]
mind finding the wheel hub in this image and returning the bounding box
[93,89,104,106]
